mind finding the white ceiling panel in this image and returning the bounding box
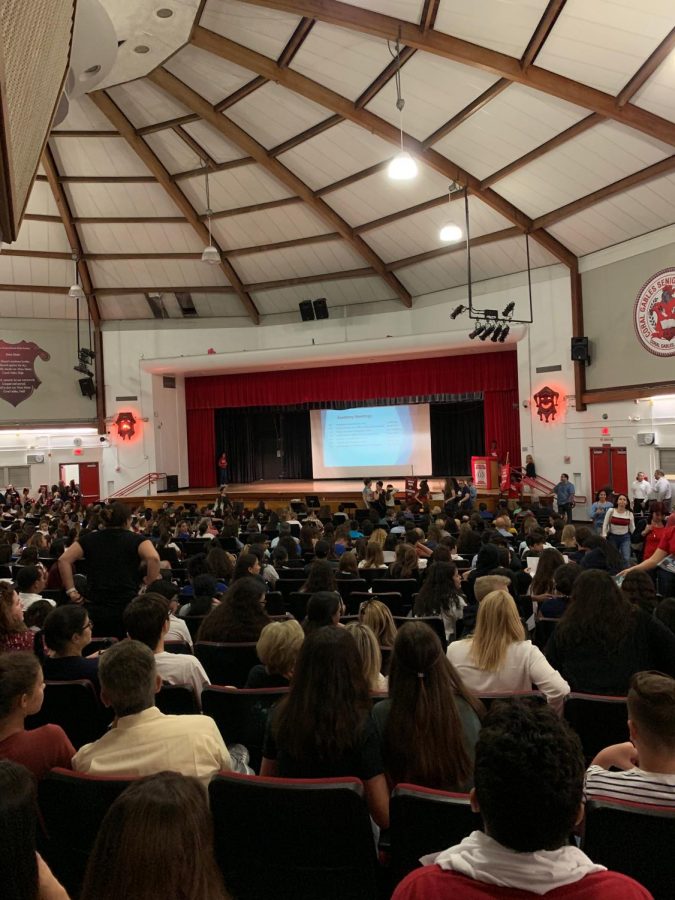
[201,0,301,59]
[106,79,191,129]
[233,240,366,284]
[291,22,393,101]
[434,0,549,58]
[366,55,501,141]
[97,295,153,320]
[0,291,76,319]
[0,254,71,288]
[363,195,513,263]
[226,83,330,150]
[536,0,674,94]
[7,219,71,254]
[55,96,117,133]
[252,275,398,316]
[180,164,294,215]
[51,136,151,178]
[24,181,60,217]
[191,293,254,318]
[633,50,675,124]
[80,222,203,255]
[164,44,254,106]
[434,84,589,181]
[64,182,182,218]
[181,119,250,165]
[325,164,450,227]
[143,129,203,175]
[548,172,675,256]
[89,259,229,290]
[495,120,673,218]
[337,0,424,22]
[279,122,391,191]
[212,203,329,248]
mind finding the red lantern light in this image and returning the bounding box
[115,411,136,440]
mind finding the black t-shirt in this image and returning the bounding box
[263,710,383,781]
[42,655,100,694]
[78,528,146,608]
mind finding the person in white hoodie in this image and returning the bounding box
[392,701,650,900]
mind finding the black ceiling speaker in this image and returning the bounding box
[79,377,96,398]
[313,298,329,320]
[299,300,315,321]
[571,336,590,363]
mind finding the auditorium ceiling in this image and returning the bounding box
[1,0,674,325]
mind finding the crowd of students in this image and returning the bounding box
[0,483,674,898]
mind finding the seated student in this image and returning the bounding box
[178,573,221,619]
[42,605,100,691]
[344,622,388,692]
[245,619,304,688]
[0,583,35,653]
[336,550,359,578]
[303,591,344,635]
[123,594,209,700]
[393,701,651,900]
[73,640,230,786]
[539,563,582,619]
[358,597,397,649]
[460,573,510,636]
[585,671,675,807]
[0,653,74,780]
[196,577,270,643]
[145,578,192,646]
[16,564,53,612]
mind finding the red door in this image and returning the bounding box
[78,462,100,504]
[589,447,628,498]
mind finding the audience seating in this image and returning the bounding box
[394,614,447,649]
[277,578,305,601]
[389,784,481,885]
[194,641,260,687]
[41,588,63,603]
[534,617,558,649]
[183,614,206,639]
[156,683,200,715]
[564,693,629,762]
[25,680,108,749]
[288,591,310,621]
[336,578,368,604]
[163,639,192,654]
[39,768,136,897]
[477,691,546,710]
[265,590,285,615]
[370,578,418,607]
[209,772,379,900]
[82,636,117,655]
[583,798,675,900]
[201,686,288,773]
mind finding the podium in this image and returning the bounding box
[471,457,499,490]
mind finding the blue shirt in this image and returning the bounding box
[554,481,575,505]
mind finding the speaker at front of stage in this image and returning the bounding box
[313,298,329,320]
[299,300,315,321]
[571,337,590,364]
[166,475,178,492]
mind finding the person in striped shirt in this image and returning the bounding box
[585,671,675,807]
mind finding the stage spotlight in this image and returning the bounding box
[502,301,515,317]
[499,324,510,342]
[479,323,495,341]
[74,362,93,376]
[468,323,484,340]
[450,304,467,319]
[491,324,503,342]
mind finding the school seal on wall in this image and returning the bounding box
[633,267,675,357]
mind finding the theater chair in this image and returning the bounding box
[288,591,310,621]
[82,635,117,655]
[156,683,200,715]
[583,797,675,899]
[370,578,419,608]
[564,693,629,762]
[163,639,193,654]
[389,784,481,886]
[201,686,288,773]
[477,690,546,711]
[265,590,285,615]
[277,578,306,602]
[346,592,404,617]
[209,772,378,900]
[534,617,558,649]
[183,615,207,639]
[394,614,447,650]
[25,680,108,749]
[194,641,260,687]
[39,768,137,897]
[336,578,368,606]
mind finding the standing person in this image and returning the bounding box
[602,494,635,565]
[362,479,374,510]
[217,452,228,487]
[620,512,675,598]
[590,489,613,534]
[631,471,650,516]
[489,440,500,461]
[639,502,667,564]
[653,469,672,513]
[58,501,160,638]
[553,473,575,523]
[524,454,536,478]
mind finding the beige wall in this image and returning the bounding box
[582,242,675,391]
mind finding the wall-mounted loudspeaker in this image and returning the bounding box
[79,377,96,398]
[313,298,329,320]
[299,300,314,321]
[571,336,590,363]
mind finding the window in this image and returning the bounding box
[1,466,31,487]
[658,449,675,481]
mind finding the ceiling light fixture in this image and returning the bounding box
[68,254,85,299]
[387,37,417,182]
[439,223,463,243]
[156,8,173,17]
[201,162,220,265]
[134,45,150,54]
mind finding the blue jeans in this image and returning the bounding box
[608,532,631,564]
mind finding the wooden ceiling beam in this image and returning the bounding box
[532,154,675,229]
[422,79,510,148]
[420,0,440,33]
[245,267,373,292]
[616,27,675,107]
[95,286,236,296]
[270,114,343,157]
[89,90,261,325]
[172,125,216,168]
[190,27,576,267]
[73,216,187,224]
[50,130,119,138]
[520,0,567,69]
[36,174,157,184]
[355,45,416,109]
[214,75,268,112]
[149,66,414,308]
[0,283,70,293]
[355,194,451,234]
[173,156,256,181]
[388,226,521,270]
[137,114,200,136]
[313,160,389,197]
[232,1,675,146]
[480,113,603,188]
[277,17,315,68]
[208,196,303,220]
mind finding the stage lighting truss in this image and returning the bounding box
[449,189,533,342]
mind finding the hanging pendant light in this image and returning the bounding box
[439,182,464,243]
[201,163,219,264]
[387,38,417,182]
[68,254,85,299]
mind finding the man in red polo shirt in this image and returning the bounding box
[392,702,650,900]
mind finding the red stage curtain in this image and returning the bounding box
[185,351,520,486]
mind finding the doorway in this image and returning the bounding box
[589,447,628,499]
[59,462,100,503]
